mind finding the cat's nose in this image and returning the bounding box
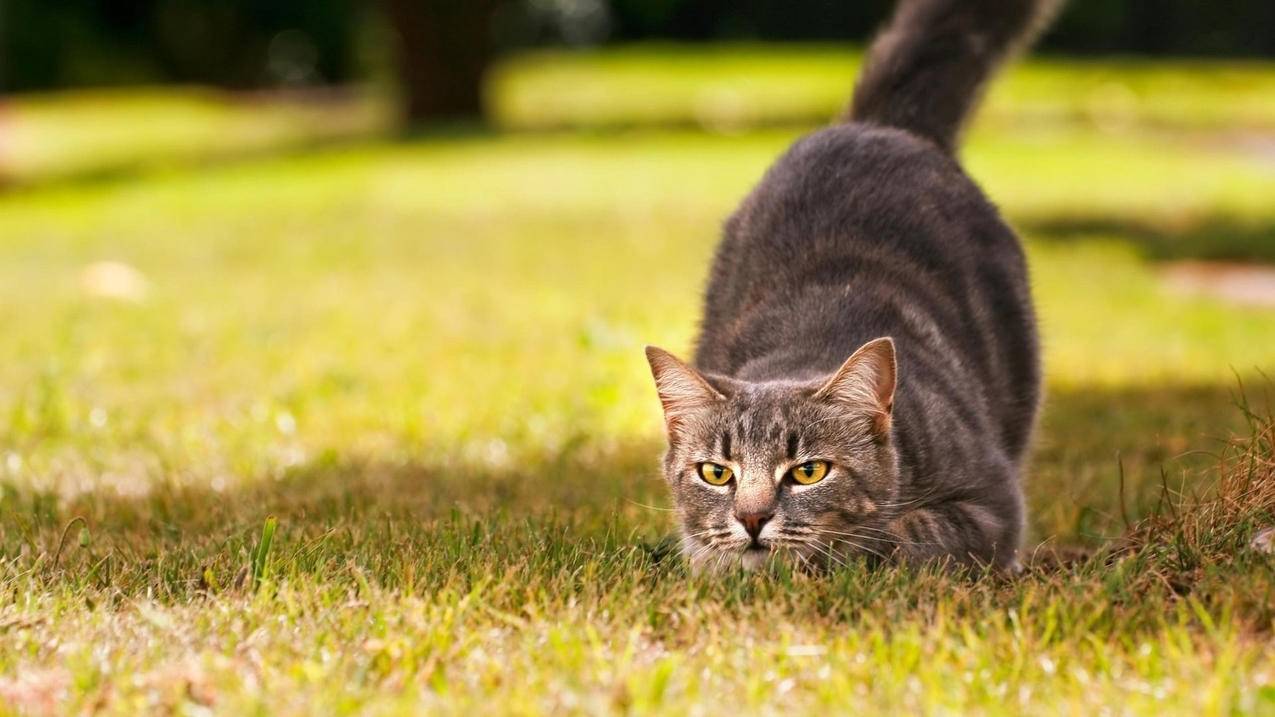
[735,509,774,541]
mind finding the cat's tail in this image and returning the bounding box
[848,0,1062,152]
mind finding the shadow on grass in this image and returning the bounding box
[1023,213,1275,264]
[0,437,677,596]
[0,119,509,196]
[2,381,1266,598]
[1028,381,1270,547]
[0,134,384,196]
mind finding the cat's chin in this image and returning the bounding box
[739,547,771,571]
[682,537,778,573]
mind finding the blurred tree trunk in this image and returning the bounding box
[381,0,501,125]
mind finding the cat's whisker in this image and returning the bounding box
[791,547,816,570]
[874,499,925,510]
[879,485,944,505]
[848,530,934,547]
[822,547,852,571]
[684,542,708,562]
[805,540,850,571]
[831,531,888,553]
[875,489,943,510]
[683,527,730,541]
[825,535,889,562]
[834,525,893,536]
[626,499,677,513]
[815,526,935,547]
[712,550,729,573]
[684,536,721,564]
[800,540,832,565]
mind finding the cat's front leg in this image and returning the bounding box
[887,500,1021,572]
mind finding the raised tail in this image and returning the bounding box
[849,0,1062,152]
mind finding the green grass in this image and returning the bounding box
[2,47,1275,714]
[492,44,1275,131]
[0,86,391,186]
[7,43,1275,188]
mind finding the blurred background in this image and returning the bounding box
[1,1,1274,545]
[3,5,1275,710]
[4,0,1275,113]
[3,0,1275,181]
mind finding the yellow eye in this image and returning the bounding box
[698,463,733,486]
[789,460,829,485]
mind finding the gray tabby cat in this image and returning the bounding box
[645,0,1061,573]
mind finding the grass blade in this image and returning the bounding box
[252,515,279,593]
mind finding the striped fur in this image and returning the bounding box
[646,0,1055,572]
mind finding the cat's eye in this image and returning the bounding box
[698,462,733,486]
[788,460,830,485]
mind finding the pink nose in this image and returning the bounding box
[735,509,773,540]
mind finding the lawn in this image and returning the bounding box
[1,46,1274,714]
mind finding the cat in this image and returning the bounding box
[645,0,1060,573]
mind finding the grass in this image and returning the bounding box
[492,44,1275,131]
[2,46,1275,714]
[6,43,1275,186]
[0,86,389,185]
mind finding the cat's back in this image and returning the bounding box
[700,121,1031,347]
[713,122,1021,287]
[696,122,1039,457]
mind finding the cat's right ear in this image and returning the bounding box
[644,346,724,437]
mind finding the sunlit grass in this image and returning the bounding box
[5,44,1275,186]
[0,86,391,185]
[491,44,1275,131]
[1,50,1274,714]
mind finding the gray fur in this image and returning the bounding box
[646,0,1054,572]
[851,0,1064,152]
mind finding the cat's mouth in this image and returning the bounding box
[680,535,786,572]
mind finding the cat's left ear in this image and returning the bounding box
[813,337,896,436]
[644,346,725,437]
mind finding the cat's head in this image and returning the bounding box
[644,338,900,572]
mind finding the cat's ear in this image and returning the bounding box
[645,346,724,436]
[813,337,896,436]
